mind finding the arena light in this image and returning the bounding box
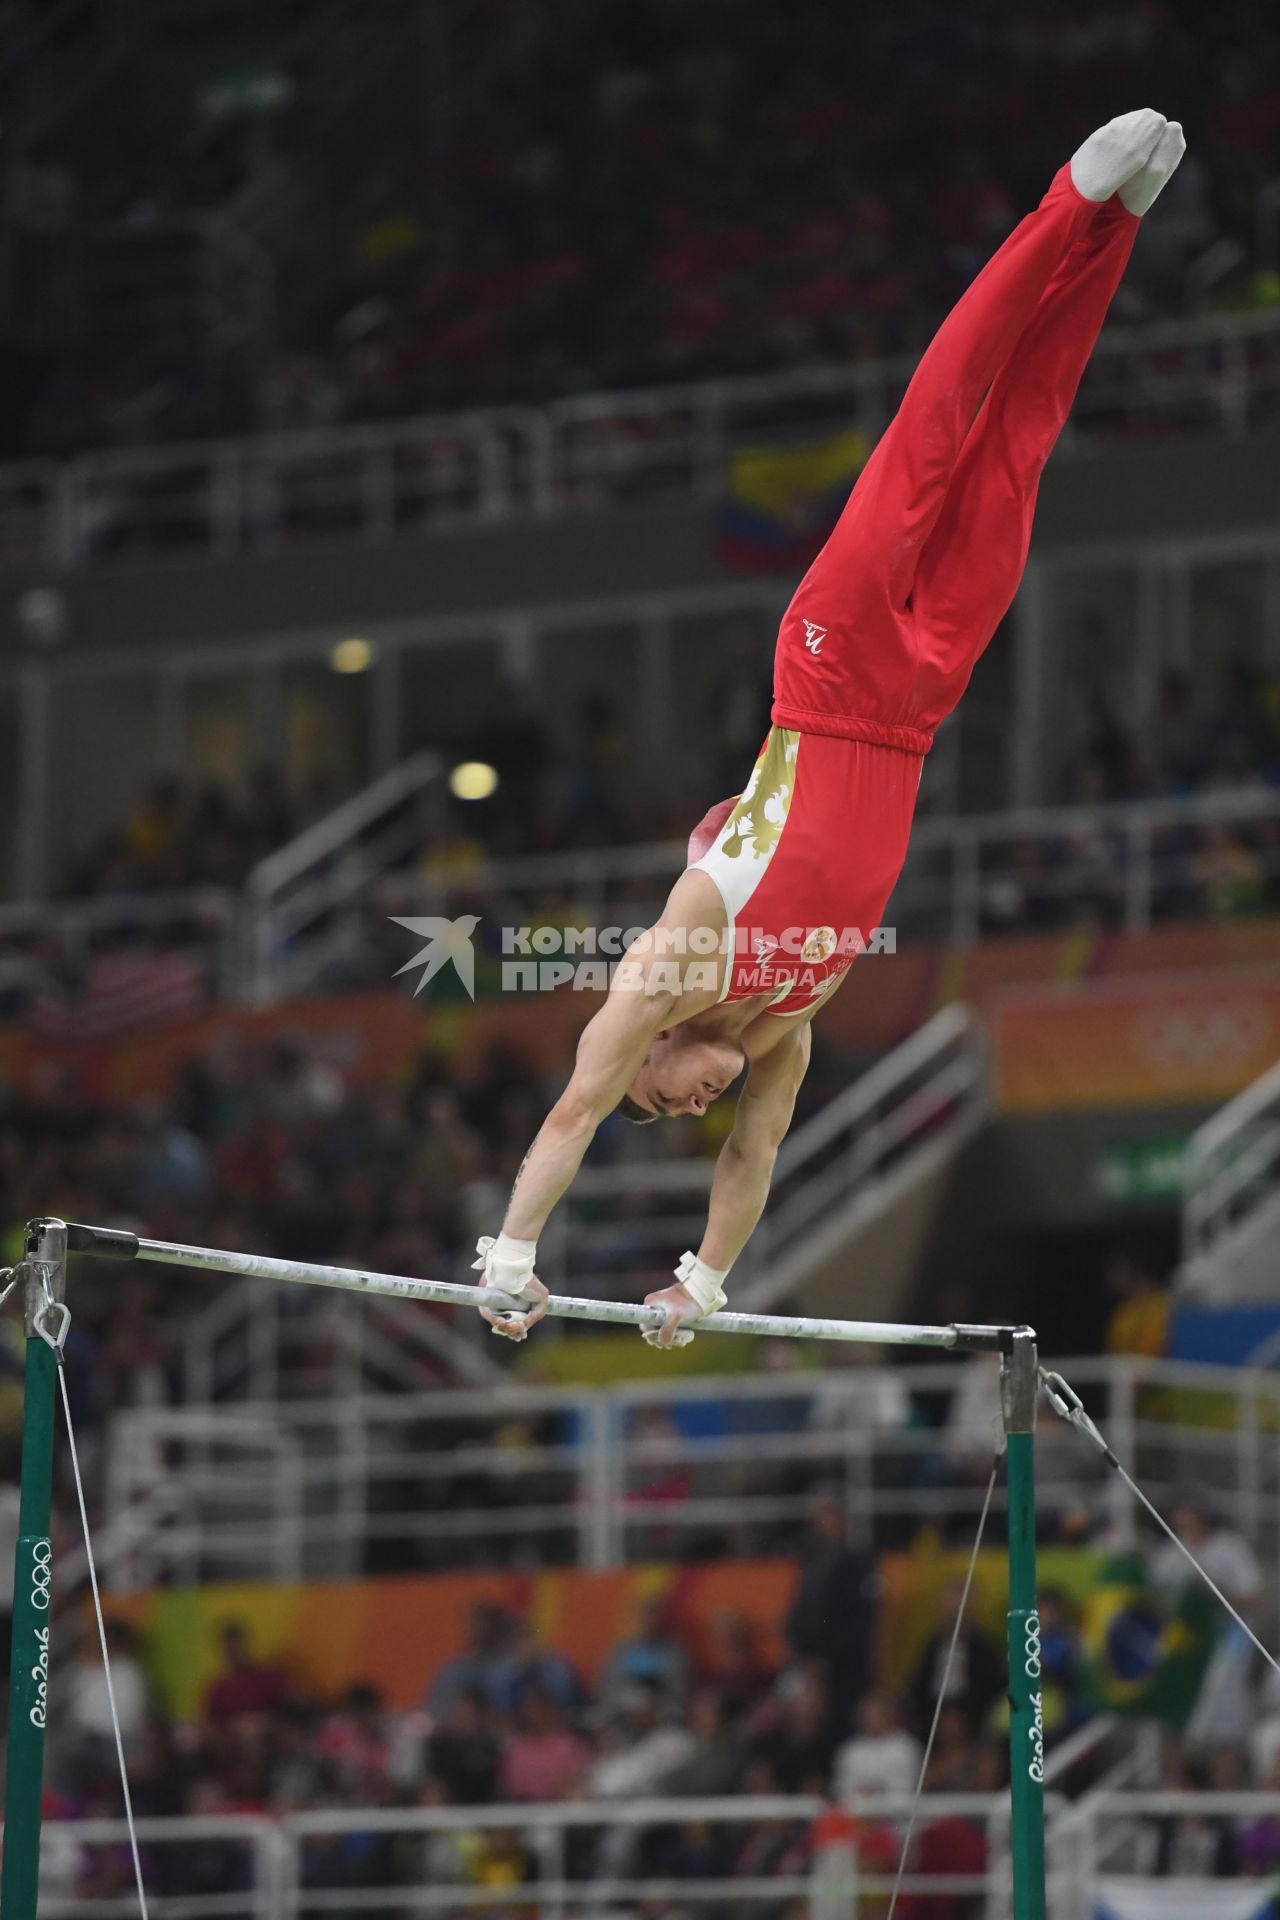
[330,637,375,674]
[449,760,499,801]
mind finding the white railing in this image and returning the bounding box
[104,1408,305,1589]
[1065,1789,1280,1897]
[99,1355,1280,1589]
[904,783,1280,943]
[20,1792,1076,1919]
[1182,1057,1280,1299]
[30,1790,1280,1920]
[0,886,242,1016]
[8,305,1280,568]
[11,1814,285,1920]
[245,749,444,1001]
[6,781,1278,1022]
[250,777,1280,1005]
[45,407,553,568]
[377,781,1280,986]
[180,1255,505,1409]
[280,1791,1075,1919]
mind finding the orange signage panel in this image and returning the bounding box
[994,971,1280,1112]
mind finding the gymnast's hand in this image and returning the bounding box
[472,1234,550,1342]
[643,1251,730,1349]
[641,1281,703,1350]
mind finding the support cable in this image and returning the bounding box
[1041,1368,1280,1683]
[886,1456,1001,1920]
[33,1280,150,1920]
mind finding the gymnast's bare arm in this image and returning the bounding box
[643,1018,812,1347]
[477,873,728,1338]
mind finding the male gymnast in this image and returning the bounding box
[474,112,1186,1348]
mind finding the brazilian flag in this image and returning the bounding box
[1081,1552,1218,1725]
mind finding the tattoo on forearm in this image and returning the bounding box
[509,1145,533,1204]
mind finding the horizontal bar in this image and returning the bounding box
[59,1221,1027,1352]
[65,1222,141,1258]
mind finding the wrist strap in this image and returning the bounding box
[472,1233,540,1302]
[675,1250,729,1317]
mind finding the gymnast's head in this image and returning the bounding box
[616,1026,746,1121]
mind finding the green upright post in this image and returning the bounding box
[1003,1328,1046,1920]
[2,1218,67,1920]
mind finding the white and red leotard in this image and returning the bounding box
[687,728,918,1014]
[688,167,1138,1016]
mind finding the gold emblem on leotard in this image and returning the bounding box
[801,926,837,962]
[718,728,799,862]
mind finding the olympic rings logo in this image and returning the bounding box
[1024,1610,1045,1783]
[1133,1001,1272,1076]
[30,1538,52,1611]
[1024,1611,1041,1680]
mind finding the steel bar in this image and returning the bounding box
[63,1224,1027,1353]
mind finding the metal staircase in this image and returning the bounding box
[1181,1056,1280,1302]
[179,1253,506,1408]
[561,1002,990,1316]
[245,751,445,1001]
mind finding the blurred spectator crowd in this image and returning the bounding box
[13,1,1280,460]
[0,1012,1273,1909]
[16,635,1280,910]
[50,679,690,905]
[271,2,1280,433]
[976,659,1280,934]
[15,1545,1045,1908]
[28,1575,1014,1910]
[8,639,1277,1032]
[0,1028,561,1400]
[19,1501,1280,1912]
[56,767,338,902]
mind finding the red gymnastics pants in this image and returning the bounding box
[772,165,1139,757]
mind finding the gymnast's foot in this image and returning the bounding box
[1070,109,1167,204]
[1119,119,1187,216]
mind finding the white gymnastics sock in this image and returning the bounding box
[1070,110,1166,204]
[1119,120,1187,216]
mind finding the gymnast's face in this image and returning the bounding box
[626,1029,746,1120]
